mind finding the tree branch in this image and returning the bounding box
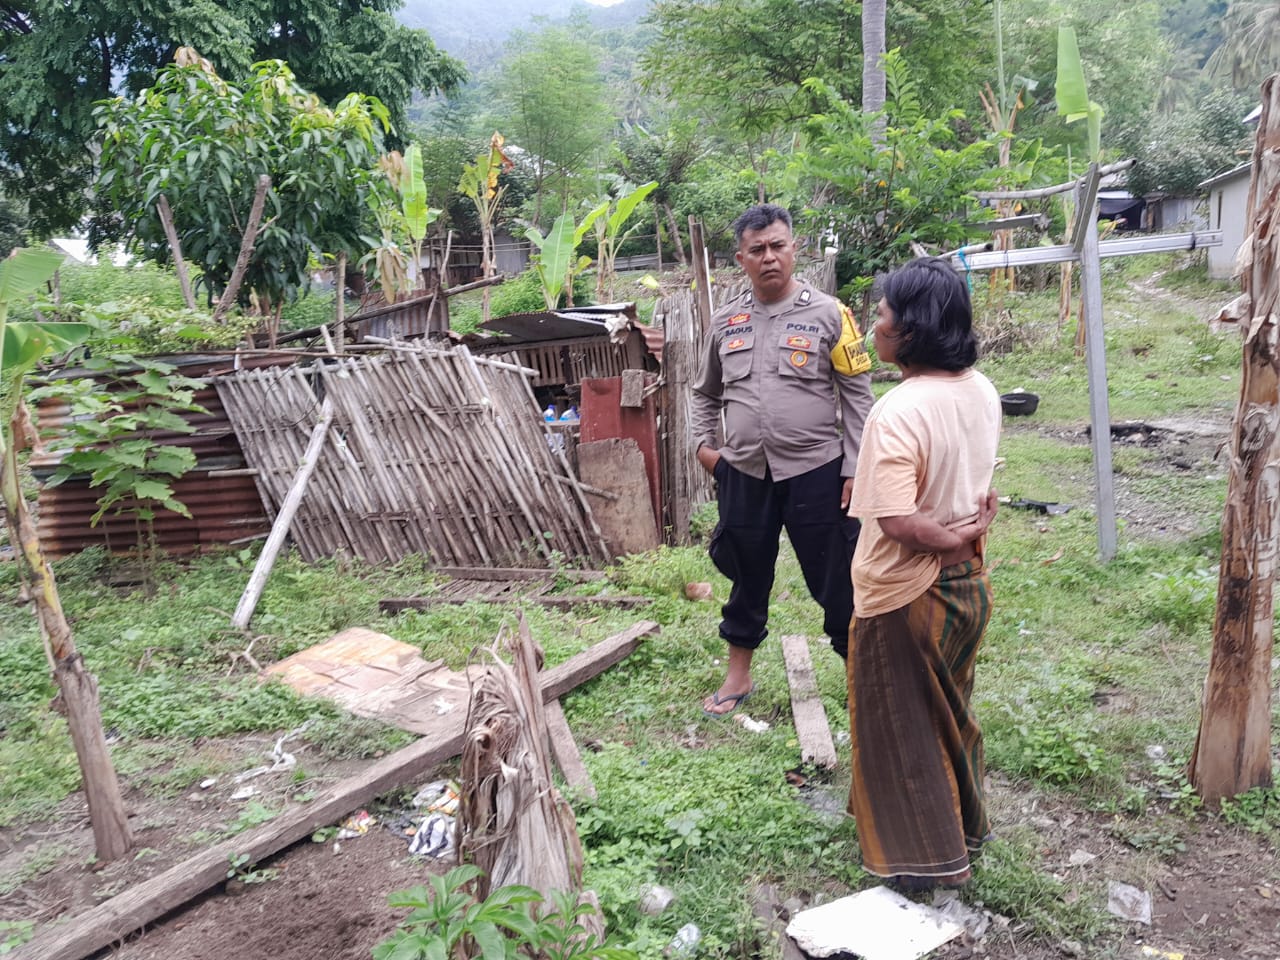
[212,174,271,324]
[156,195,197,310]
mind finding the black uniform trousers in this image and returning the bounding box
[709,455,859,658]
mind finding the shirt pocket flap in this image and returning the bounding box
[720,332,754,382]
[777,330,820,377]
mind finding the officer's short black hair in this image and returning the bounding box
[882,257,978,372]
[732,204,793,246]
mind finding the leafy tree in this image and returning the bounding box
[0,1,463,236]
[1205,0,1280,91]
[779,58,996,309]
[1119,90,1254,197]
[94,55,390,321]
[489,20,614,227]
[615,119,706,264]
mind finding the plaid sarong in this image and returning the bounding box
[847,558,992,880]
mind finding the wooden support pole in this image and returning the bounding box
[1077,178,1118,562]
[231,393,335,631]
[688,216,713,335]
[19,620,658,960]
[155,195,197,311]
[333,251,346,352]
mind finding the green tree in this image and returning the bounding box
[1206,0,1280,91]
[779,59,996,309]
[0,1,463,236]
[94,55,390,323]
[489,20,615,227]
[615,119,706,265]
[1119,90,1254,197]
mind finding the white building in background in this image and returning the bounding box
[1200,162,1252,281]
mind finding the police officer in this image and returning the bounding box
[691,204,874,716]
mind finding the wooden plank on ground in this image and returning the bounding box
[379,594,651,614]
[434,566,604,582]
[780,635,839,770]
[20,620,659,960]
[545,699,597,799]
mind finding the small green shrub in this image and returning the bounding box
[1148,567,1216,634]
[1220,786,1280,835]
[490,268,593,317]
[375,864,636,960]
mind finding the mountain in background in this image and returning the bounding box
[400,0,647,62]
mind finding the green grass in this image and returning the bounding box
[1,264,1268,957]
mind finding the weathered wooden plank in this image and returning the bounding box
[435,566,603,583]
[577,438,661,558]
[545,699,597,799]
[19,621,659,960]
[780,635,839,770]
[379,594,652,614]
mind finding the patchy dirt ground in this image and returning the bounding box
[7,739,1280,959]
[0,736,453,959]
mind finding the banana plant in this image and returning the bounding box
[589,180,658,302]
[458,132,513,322]
[1055,26,1104,162]
[525,207,605,310]
[401,143,439,289]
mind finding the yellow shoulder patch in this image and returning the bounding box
[831,303,872,376]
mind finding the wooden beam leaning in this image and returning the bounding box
[780,635,839,770]
[19,620,659,960]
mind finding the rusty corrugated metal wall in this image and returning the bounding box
[31,354,291,559]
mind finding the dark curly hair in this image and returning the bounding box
[881,257,978,371]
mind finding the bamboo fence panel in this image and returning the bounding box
[218,346,608,567]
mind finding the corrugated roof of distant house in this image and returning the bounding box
[1199,162,1251,191]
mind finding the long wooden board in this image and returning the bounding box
[20,620,659,960]
[379,594,651,613]
[780,635,839,770]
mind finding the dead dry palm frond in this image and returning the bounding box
[456,614,600,941]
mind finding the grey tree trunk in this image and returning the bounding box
[862,0,887,141]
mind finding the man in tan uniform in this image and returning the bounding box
[691,203,874,715]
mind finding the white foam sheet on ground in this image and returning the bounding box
[785,885,964,960]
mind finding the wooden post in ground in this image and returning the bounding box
[689,216,713,335]
[1189,73,1280,806]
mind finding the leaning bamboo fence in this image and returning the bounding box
[216,344,609,567]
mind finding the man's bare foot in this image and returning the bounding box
[702,682,755,717]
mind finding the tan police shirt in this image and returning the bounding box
[690,281,874,482]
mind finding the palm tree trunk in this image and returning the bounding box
[862,0,887,141]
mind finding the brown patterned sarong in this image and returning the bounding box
[847,558,992,880]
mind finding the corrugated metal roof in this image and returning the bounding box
[32,353,291,558]
[479,303,637,343]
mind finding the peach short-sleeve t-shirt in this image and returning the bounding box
[848,369,1001,618]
